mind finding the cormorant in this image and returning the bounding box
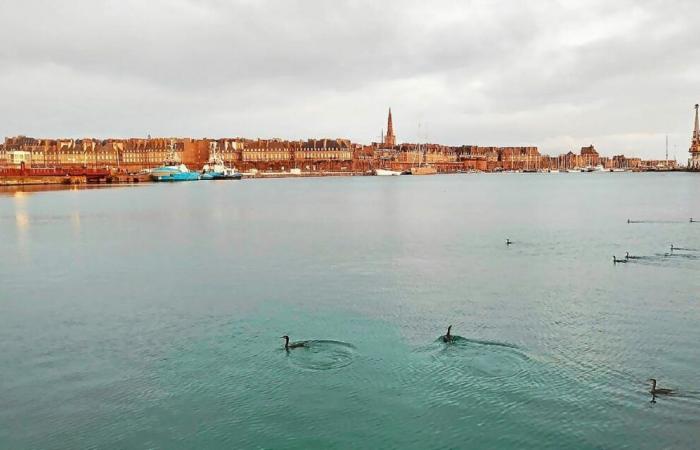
[281,335,306,350]
[649,378,674,396]
[442,325,453,343]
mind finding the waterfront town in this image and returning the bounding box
[1,107,698,185]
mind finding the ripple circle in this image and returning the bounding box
[286,340,357,371]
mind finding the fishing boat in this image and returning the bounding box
[201,142,242,180]
[150,140,200,182]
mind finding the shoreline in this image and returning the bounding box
[0,168,693,188]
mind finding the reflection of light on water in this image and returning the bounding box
[15,212,29,229]
[71,211,81,232]
[14,210,31,262]
[13,191,26,201]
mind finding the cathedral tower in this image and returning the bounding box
[384,108,396,148]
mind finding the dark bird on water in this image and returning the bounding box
[613,255,627,264]
[442,325,453,343]
[506,239,512,246]
[649,378,674,396]
[281,335,306,350]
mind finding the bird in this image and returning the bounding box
[506,238,512,246]
[442,325,453,343]
[649,378,674,396]
[670,244,677,252]
[613,255,627,264]
[281,335,306,350]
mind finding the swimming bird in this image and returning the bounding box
[671,244,677,252]
[613,255,627,264]
[442,325,453,343]
[649,378,674,396]
[281,335,306,350]
[506,238,512,246]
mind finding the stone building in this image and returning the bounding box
[580,145,600,167]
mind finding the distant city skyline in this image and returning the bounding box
[1,0,699,160]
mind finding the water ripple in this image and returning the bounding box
[285,340,357,371]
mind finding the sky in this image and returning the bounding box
[1,0,699,159]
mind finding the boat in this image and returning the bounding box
[150,140,200,182]
[409,143,437,175]
[201,142,242,180]
[410,166,438,175]
[374,168,402,176]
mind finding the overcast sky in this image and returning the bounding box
[1,0,699,159]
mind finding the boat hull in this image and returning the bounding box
[374,169,402,176]
[151,172,200,182]
[410,166,438,175]
[206,172,242,180]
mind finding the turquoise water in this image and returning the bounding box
[1,173,699,449]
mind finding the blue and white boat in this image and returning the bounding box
[151,163,200,181]
[200,142,242,180]
[150,140,200,182]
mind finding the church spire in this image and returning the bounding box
[384,108,396,147]
[694,104,699,141]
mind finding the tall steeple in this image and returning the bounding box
[384,108,396,148]
[694,104,699,141]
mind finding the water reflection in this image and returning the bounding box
[15,211,29,229]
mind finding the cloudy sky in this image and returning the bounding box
[1,0,699,159]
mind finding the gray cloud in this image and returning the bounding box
[1,0,699,159]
